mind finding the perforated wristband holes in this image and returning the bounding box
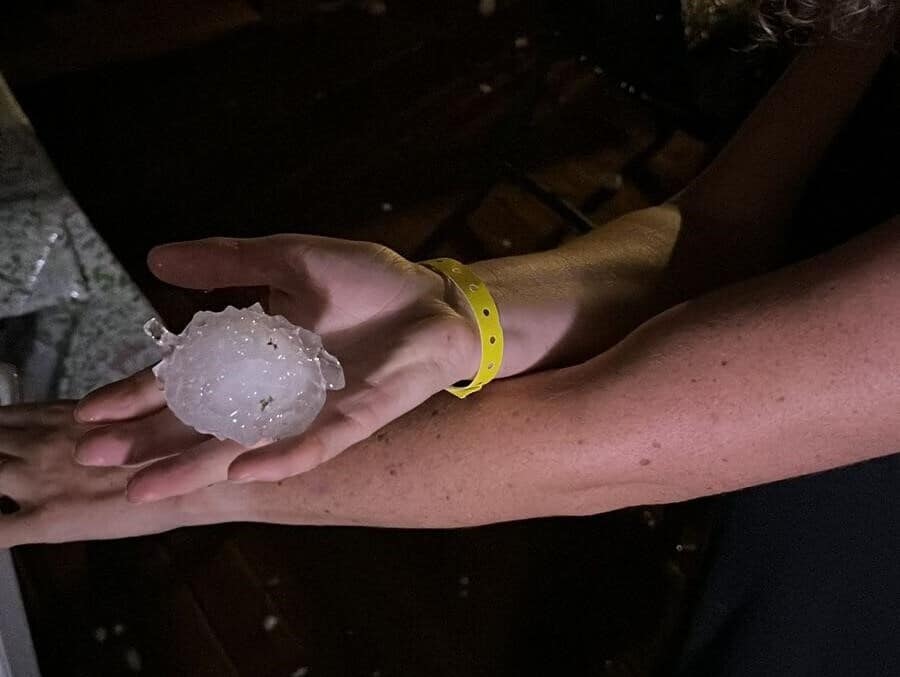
[482,308,490,316]
[489,336,496,344]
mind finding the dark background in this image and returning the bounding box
[2,1,897,675]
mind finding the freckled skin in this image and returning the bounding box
[248,219,900,528]
[4,213,896,546]
[3,32,898,543]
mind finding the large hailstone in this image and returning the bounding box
[145,303,344,446]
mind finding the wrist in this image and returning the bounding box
[467,260,524,377]
[469,224,673,376]
[421,265,482,385]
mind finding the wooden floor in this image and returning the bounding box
[3,1,898,676]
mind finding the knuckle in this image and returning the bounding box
[209,236,240,250]
[281,242,308,269]
[32,402,67,427]
[305,434,329,468]
[297,434,330,471]
[45,401,76,421]
[273,237,314,282]
[360,240,399,264]
[425,316,479,373]
[39,430,75,459]
[366,241,391,256]
[201,236,244,261]
[339,402,377,435]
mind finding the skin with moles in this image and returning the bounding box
[0,21,898,545]
[248,218,900,529]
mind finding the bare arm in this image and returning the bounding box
[2,217,896,545]
[73,18,895,496]
[243,218,899,528]
[476,22,897,374]
[666,23,897,293]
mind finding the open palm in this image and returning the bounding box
[75,235,479,501]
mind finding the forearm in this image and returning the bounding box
[240,368,618,528]
[469,206,682,375]
[669,26,896,290]
[468,28,894,379]
[583,216,900,500]
[243,218,899,529]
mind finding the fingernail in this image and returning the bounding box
[127,490,157,504]
[73,442,104,466]
[126,480,156,503]
[148,246,168,263]
[75,452,107,466]
[73,401,96,423]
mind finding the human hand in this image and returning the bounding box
[0,402,230,546]
[74,235,481,501]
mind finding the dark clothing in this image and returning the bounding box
[675,453,900,676]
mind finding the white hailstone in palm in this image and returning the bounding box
[145,303,344,446]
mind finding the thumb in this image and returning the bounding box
[148,235,310,291]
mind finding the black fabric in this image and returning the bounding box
[674,453,900,677]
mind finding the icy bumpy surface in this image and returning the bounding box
[147,303,344,446]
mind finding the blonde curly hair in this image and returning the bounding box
[757,0,897,40]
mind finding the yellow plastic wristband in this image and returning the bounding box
[420,258,504,399]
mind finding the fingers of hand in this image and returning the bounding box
[75,408,206,467]
[226,418,357,483]
[126,437,245,503]
[228,367,437,482]
[0,495,162,547]
[0,426,63,459]
[0,401,77,428]
[75,368,165,423]
[148,235,311,291]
